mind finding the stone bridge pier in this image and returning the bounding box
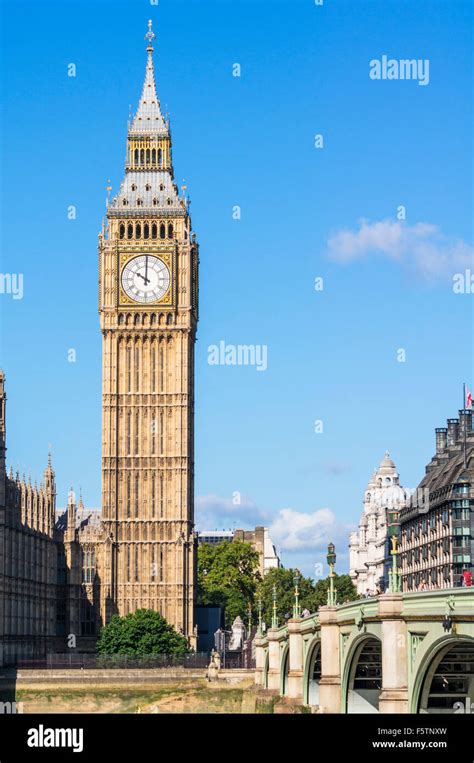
[254,589,474,714]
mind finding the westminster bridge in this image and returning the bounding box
[254,589,474,713]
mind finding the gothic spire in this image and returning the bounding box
[129,20,168,138]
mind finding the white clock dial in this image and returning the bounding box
[121,255,170,304]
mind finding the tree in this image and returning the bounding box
[256,569,359,627]
[96,609,189,656]
[256,567,319,626]
[312,573,358,608]
[197,540,260,625]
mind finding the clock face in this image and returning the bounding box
[121,255,170,304]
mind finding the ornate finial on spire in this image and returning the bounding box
[145,19,155,51]
[106,179,112,207]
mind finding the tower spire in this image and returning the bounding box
[128,20,167,138]
[145,19,156,52]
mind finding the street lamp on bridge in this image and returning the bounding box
[327,542,337,606]
[387,509,402,593]
[257,595,263,636]
[293,569,301,619]
[271,583,278,629]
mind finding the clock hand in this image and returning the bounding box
[145,255,149,284]
[136,271,150,285]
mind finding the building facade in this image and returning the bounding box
[349,452,409,595]
[98,20,198,638]
[197,526,281,576]
[399,409,473,591]
[0,372,58,665]
[0,22,199,665]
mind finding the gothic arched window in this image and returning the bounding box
[134,149,139,165]
[127,223,133,239]
[126,411,131,455]
[140,148,145,165]
[151,345,156,392]
[152,222,157,239]
[146,149,150,165]
[119,223,125,239]
[167,223,173,239]
[158,148,163,166]
[135,223,141,238]
[144,223,149,239]
[160,223,166,239]
[151,148,156,164]
[151,475,156,518]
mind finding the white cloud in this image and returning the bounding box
[269,507,349,552]
[195,497,356,575]
[327,218,474,280]
[195,494,268,531]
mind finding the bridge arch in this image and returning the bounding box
[412,635,474,714]
[263,651,269,689]
[303,637,321,706]
[280,644,290,696]
[342,634,382,713]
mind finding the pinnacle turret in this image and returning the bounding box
[129,20,168,138]
[107,20,185,217]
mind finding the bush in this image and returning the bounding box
[96,609,190,656]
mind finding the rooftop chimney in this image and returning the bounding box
[447,418,459,447]
[435,428,447,455]
[459,409,473,439]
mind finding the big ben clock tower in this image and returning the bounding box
[98,21,198,639]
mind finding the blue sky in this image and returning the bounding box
[0,0,472,577]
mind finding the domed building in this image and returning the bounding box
[349,452,409,595]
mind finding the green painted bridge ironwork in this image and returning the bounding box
[254,588,474,714]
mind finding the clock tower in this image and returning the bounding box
[98,21,198,639]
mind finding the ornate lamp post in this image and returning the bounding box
[326,542,337,606]
[387,509,401,593]
[257,595,263,636]
[271,583,278,628]
[247,601,252,638]
[293,569,301,618]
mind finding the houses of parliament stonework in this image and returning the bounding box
[0,22,199,666]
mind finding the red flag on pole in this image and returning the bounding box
[466,387,473,409]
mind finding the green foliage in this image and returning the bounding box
[312,573,359,608]
[256,567,318,625]
[96,608,189,656]
[196,540,359,630]
[197,540,261,625]
[256,569,359,626]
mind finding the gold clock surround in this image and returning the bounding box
[118,248,175,307]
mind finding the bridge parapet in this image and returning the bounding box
[254,588,474,713]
